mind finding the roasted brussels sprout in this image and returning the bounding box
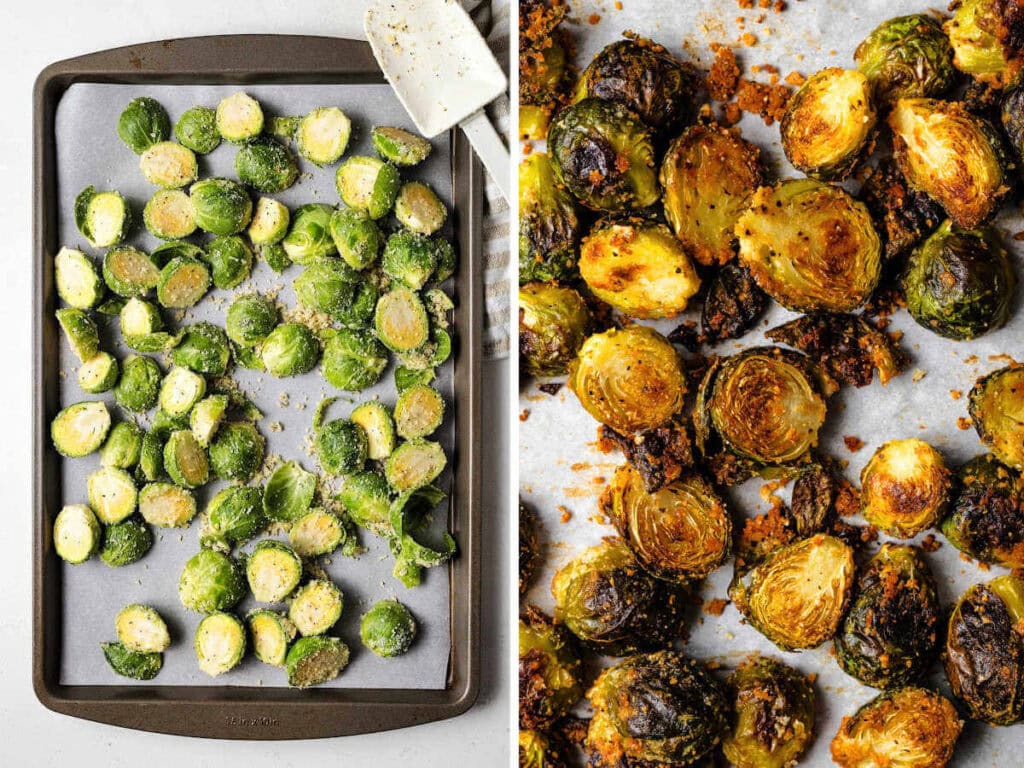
[860,438,951,537]
[970,364,1024,469]
[203,234,253,290]
[189,178,253,236]
[215,91,263,143]
[246,540,303,603]
[781,68,877,180]
[329,207,382,271]
[194,612,247,677]
[103,246,160,298]
[730,533,855,651]
[87,466,138,524]
[889,98,1010,229]
[722,656,816,768]
[860,158,944,261]
[944,0,1024,88]
[208,421,264,481]
[171,322,230,376]
[393,384,443,440]
[831,686,962,768]
[374,287,429,353]
[945,574,1024,724]
[700,263,768,344]
[548,98,658,212]
[551,539,688,655]
[736,179,881,312]
[942,454,1024,566]
[290,578,344,636]
[163,430,209,489]
[315,418,368,475]
[260,322,320,377]
[381,230,438,290]
[281,203,337,264]
[519,0,572,140]
[518,282,591,378]
[605,465,731,584]
[835,544,940,689]
[338,470,391,535]
[575,37,694,134]
[580,218,700,319]
[518,606,583,730]
[586,650,728,768]
[56,308,99,362]
[321,328,388,391]
[75,187,130,249]
[114,355,161,413]
[139,142,198,189]
[384,440,446,492]
[100,517,152,567]
[141,480,195,528]
[902,220,1015,340]
[232,135,297,195]
[350,401,396,460]
[100,421,142,470]
[518,152,579,284]
[854,14,956,104]
[247,197,290,246]
[78,351,119,394]
[568,326,686,435]
[178,548,246,612]
[371,125,431,166]
[289,508,345,557]
[361,599,417,657]
[247,609,296,667]
[1003,82,1024,162]
[53,504,102,564]
[295,106,351,166]
[117,97,170,154]
[335,156,400,220]
[519,502,540,597]
[518,730,569,768]
[174,105,220,154]
[285,635,350,688]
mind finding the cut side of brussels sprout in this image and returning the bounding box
[143,189,196,240]
[329,207,383,271]
[116,604,171,653]
[56,308,99,362]
[53,504,102,564]
[1004,83,1024,164]
[335,156,400,219]
[361,599,417,657]
[158,366,206,417]
[260,322,320,377]
[55,247,103,309]
[394,182,448,236]
[51,401,110,458]
[139,481,196,528]
[190,178,253,236]
[854,14,956,104]
[371,126,432,166]
[861,438,951,537]
[101,641,162,680]
[103,246,160,298]
[163,430,209,488]
[374,288,429,353]
[247,197,290,245]
[519,606,584,729]
[78,351,119,394]
[289,508,345,557]
[100,517,152,567]
[156,256,210,309]
[296,107,352,166]
[114,355,161,413]
[393,385,444,440]
[289,579,343,636]
[204,486,266,547]
[281,203,337,263]
[247,609,296,667]
[75,187,131,249]
[215,91,264,143]
[174,105,220,154]
[190,394,229,447]
[970,365,1024,469]
[195,612,246,677]
[263,460,317,523]
[351,401,396,459]
[268,115,299,140]
[178,548,246,612]
[315,418,368,475]
[246,540,303,603]
[285,635,350,688]
[209,421,265,481]
[100,421,143,469]
[139,142,198,189]
[117,97,170,154]
[518,282,591,378]
[384,440,446,492]
[119,297,162,338]
[337,471,391,536]
[235,137,299,193]
[172,322,231,376]
[87,466,138,524]
[944,0,1024,88]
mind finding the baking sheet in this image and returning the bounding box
[55,82,454,690]
[520,0,1024,763]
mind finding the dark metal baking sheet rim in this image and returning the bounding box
[32,34,482,740]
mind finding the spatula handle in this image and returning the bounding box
[458,109,510,202]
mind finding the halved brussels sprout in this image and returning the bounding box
[351,401,396,460]
[117,97,170,154]
[942,454,1024,566]
[889,98,1010,228]
[178,548,246,612]
[294,259,377,326]
[321,328,388,391]
[247,609,297,667]
[861,438,951,537]
[103,246,160,298]
[335,156,400,219]
[395,365,435,393]
[137,430,163,482]
[337,471,391,536]
[781,68,877,180]
[970,365,1024,469]
[296,106,351,165]
[382,230,438,291]
[944,0,1024,88]
[361,599,417,657]
[548,98,658,212]
[163,430,209,489]
[75,187,130,249]
[394,182,447,236]
[100,421,143,469]
[78,351,119,394]
[854,14,956,104]
[268,115,299,140]
[518,730,568,768]
[119,297,162,339]
[289,508,345,557]
[208,421,264,481]
[215,91,263,143]
[552,539,688,655]
[53,504,102,564]
[247,197,290,245]
[1003,82,1024,163]
[87,466,138,524]
[139,142,198,189]
[702,263,768,344]
[902,220,1015,340]
[263,460,316,523]
[289,578,343,636]
[203,235,253,290]
[113,355,161,413]
[171,322,231,376]
[174,105,220,154]
[315,418,368,475]
[394,384,444,440]
[519,0,571,140]
[225,294,277,348]
[432,238,456,284]
[580,218,700,319]
[329,207,383,271]
[157,256,210,309]
[722,656,816,768]
[195,612,246,677]
[519,502,539,597]
[235,137,298,193]
[371,125,432,166]
[736,179,881,312]
[51,400,110,457]
[835,544,940,689]
[246,540,303,603]
[55,247,103,310]
[606,465,731,584]
[568,325,686,435]
[285,635,350,688]
[203,485,265,548]
[56,308,99,362]
[189,178,253,236]
[945,574,1024,725]
[586,650,728,768]
[116,604,171,653]
[660,123,762,266]
[260,322,319,377]
[139,481,196,528]
[101,641,162,680]
[730,533,855,651]
[374,287,429,353]
[518,606,584,729]
[518,282,591,378]
[281,203,337,263]
[518,153,579,284]
[100,517,152,566]
[383,440,445,492]
[158,366,206,417]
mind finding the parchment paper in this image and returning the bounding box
[55,83,455,690]
[520,1,1024,763]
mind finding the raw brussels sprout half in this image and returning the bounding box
[321,329,389,391]
[552,539,688,655]
[178,548,246,612]
[315,418,368,475]
[203,234,253,290]
[518,282,591,378]
[100,517,152,566]
[100,421,143,469]
[137,430,164,482]
[294,259,377,326]
[215,91,263,143]
[860,438,951,537]
[158,366,206,416]
[383,440,446,492]
[195,612,246,677]
[335,156,400,219]
[119,297,162,339]
[56,308,99,362]
[115,604,171,653]
[736,179,881,312]
[285,635,350,688]
[263,460,316,523]
[157,257,210,309]
[234,136,299,193]
[151,240,204,267]
[139,141,198,189]
[75,187,132,250]
[101,641,162,680]
[103,246,160,299]
[394,182,447,236]
[78,351,119,394]
[942,454,1024,567]
[374,288,429,353]
[296,106,352,166]
[371,125,432,166]
[854,14,956,104]
[117,96,170,154]
[189,178,253,236]
[518,606,583,730]
[337,471,392,536]
[580,218,700,319]
[729,534,855,651]
[289,578,343,636]
[208,421,265,481]
[289,508,346,557]
[329,207,383,271]
[281,203,337,264]
[944,0,1024,88]
[394,384,444,440]
[113,355,162,413]
[268,115,299,140]
[163,430,209,489]
[247,197,290,245]
[361,599,417,657]
[970,365,1024,469]
[548,98,659,212]
[260,322,320,377]
[246,540,303,603]
[351,401,397,460]
[53,504,102,564]
[226,293,278,347]
[55,247,103,310]
[247,609,297,667]
[87,466,138,524]
[518,152,580,284]
[174,105,220,154]
[139,482,196,528]
[204,485,266,547]
[171,322,230,376]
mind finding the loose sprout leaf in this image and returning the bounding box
[263,460,317,522]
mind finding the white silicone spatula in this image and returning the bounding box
[364,0,510,200]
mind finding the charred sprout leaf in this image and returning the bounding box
[830,686,962,768]
[944,0,1024,88]
[855,14,956,104]
[586,650,728,768]
[790,461,836,537]
[518,152,580,284]
[518,0,573,140]
[942,454,1024,567]
[701,263,768,344]
[598,419,695,492]
[518,282,591,378]
[970,364,1024,470]
[860,159,944,261]
[861,438,951,537]
[835,544,940,689]
[519,606,584,730]
[519,501,540,597]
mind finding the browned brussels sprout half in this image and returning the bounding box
[701,263,768,344]
[889,98,1011,229]
[969,365,1024,470]
[518,282,592,378]
[722,656,816,768]
[945,574,1024,725]
[1002,82,1024,163]
[781,68,877,180]
[831,686,962,768]
[518,0,573,140]
[518,730,569,768]
[942,454,1024,567]
[586,650,728,768]
[518,153,580,284]
[547,99,659,212]
[519,501,540,597]
[568,325,686,435]
[604,464,731,583]
[860,438,951,538]
[736,179,881,312]
[854,14,956,104]
[575,37,695,135]
[730,534,855,651]
[551,539,688,655]
[659,123,762,267]
[834,544,940,689]
[944,0,1024,88]
[860,159,943,261]
[902,220,1015,340]
[518,606,584,730]
[579,218,700,319]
